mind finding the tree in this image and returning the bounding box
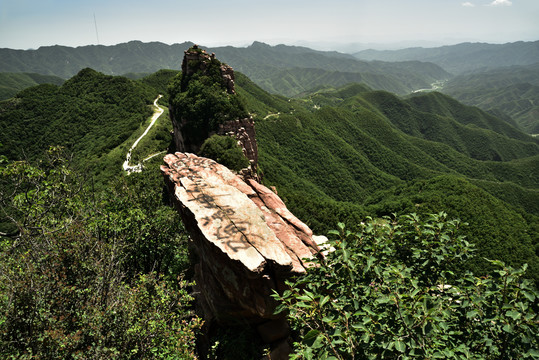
[274,213,538,359]
[0,147,201,359]
[199,134,250,172]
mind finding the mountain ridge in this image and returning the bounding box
[1,63,537,281]
[354,40,539,74]
[441,62,539,133]
[0,40,449,97]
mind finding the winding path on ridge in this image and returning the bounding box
[123,95,165,174]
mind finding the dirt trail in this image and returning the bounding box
[123,95,164,174]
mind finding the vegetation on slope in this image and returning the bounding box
[200,134,250,172]
[0,149,200,358]
[0,68,161,183]
[275,214,538,359]
[1,62,538,358]
[442,63,539,134]
[236,77,539,283]
[168,49,249,148]
[0,72,64,100]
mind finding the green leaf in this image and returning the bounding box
[395,340,406,353]
[502,324,513,333]
[298,295,314,302]
[443,349,455,357]
[322,315,335,323]
[319,295,330,308]
[365,256,375,272]
[343,248,350,262]
[505,310,521,320]
[303,329,321,347]
[361,332,370,343]
[352,323,367,331]
[485,259,505,268]
[522,291,536,302]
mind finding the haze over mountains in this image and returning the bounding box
[1,39,538,134]
[0,40,449,96]
[354,41,539,75]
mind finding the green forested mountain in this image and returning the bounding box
[1,66,537,283]
[0,41,194,78]
[1,61,538,358]
[0,41,449,96]
[242,59,449,97]
[0,68,159,181]
[211,42,450,96]
[442,63,539,134]
[0,66,202,357]
[354,40,539,74]
[0,72,64,100]
[235,75,539,282]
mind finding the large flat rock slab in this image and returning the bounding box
[161,152,320,320]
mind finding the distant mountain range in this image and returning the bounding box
[442,63,539,134]
[0,41,449,97]
[354,40,539,75]
[1,40,537,133]
[352,40,539,134]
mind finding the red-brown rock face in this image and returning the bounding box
[161,152,320,323]
[219,117,259,179]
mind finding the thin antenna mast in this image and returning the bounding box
[93,13,100,45]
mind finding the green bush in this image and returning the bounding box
[199,135,250,172]
[0,147,201,359]
[274,213,538,359]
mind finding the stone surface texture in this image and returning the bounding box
[161,152,320,324]
[219,117,259,179]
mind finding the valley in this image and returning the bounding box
[1,40,538,359]
[412,79,447,93]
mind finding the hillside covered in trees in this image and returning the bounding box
[0,41,450,97]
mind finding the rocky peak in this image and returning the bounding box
[165,48,319,357]
[181,44,235,94]
[169,46,259,178]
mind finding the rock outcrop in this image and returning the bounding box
[164,46,320,358]
[162,152,320,322]
[181,45,236,94]
[170,45,259,178]
[219,117,259,179]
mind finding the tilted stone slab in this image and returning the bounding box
[161,152,320,321]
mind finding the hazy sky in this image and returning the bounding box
[1,0,538,50]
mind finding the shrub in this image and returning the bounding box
[200,134,250,172]
[274,213,538,359]
[0,148,201,359]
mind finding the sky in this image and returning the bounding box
[0,0,538,51]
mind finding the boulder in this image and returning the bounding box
[161,152,320,323]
